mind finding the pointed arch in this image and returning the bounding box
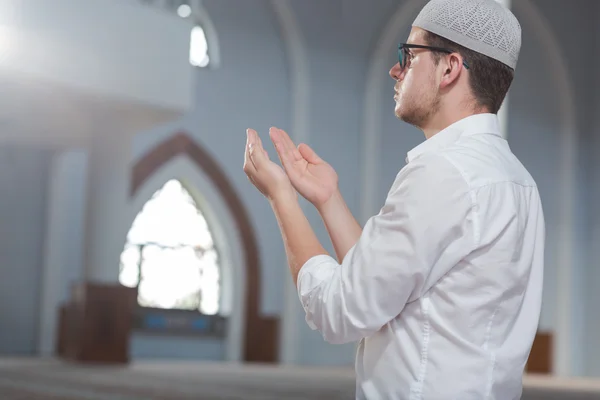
[189,0,221,69]
[122,178,221,314]
[131,132,278,363]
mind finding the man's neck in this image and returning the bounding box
[421,108,491,140]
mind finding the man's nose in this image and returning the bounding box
[389,62,405,81]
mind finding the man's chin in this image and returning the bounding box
[394,103,403,120]
[396,108,419,127]
[395,102,419,126]
[395,108,411,124]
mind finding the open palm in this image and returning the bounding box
[270,127,338,207]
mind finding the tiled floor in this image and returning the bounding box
[0,358,599,399]
[0,358,354,399]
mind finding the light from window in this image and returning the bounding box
[177,4,192,18]
[119,179,220,315]
[190,25,210,68]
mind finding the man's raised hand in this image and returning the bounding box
[269,127,338,209]
[243,128,296,203]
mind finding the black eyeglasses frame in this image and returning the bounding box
[398,43,470,70]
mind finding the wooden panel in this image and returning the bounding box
[244,317,279,363]
[55,305,68,357]
[59,283,137,364]
[526,331,553,374]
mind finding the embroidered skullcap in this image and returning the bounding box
[413,0,521,69]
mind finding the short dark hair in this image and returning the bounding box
[424,31,514,114]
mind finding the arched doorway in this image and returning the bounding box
[130,132,279,363]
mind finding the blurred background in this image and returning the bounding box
[0,0,598,398]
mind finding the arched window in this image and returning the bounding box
[188,25,210,67]
[136,0,211,68]
[119,179,220,315]
[176,1,211,67]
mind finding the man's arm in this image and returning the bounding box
[243,128,330,286]
[270,194,330,286]
[267,128,361,263]
[297,155,474,344]
[244,127,472,346]
[316,189,363,263]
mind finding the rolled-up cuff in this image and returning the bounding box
[296,254,339,329]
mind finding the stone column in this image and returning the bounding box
[83,126,131,283]
[38,150,87,356]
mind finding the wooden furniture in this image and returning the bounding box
[526,331,553,374]
[57,282,137,364]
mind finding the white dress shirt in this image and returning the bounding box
[297,114,545,400]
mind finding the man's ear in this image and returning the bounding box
[439,53,464,89]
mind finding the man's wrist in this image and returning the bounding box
[269,188,299,209]
[316,188,344,217]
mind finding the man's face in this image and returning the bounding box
[390,27,441,128]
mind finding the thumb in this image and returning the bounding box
[247,131,267,170]
[297,143,322,164]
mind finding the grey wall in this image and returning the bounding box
[524,0,597,376]
[585,0,600,378]
[133,0,290,318]
[0,145,52,354]
[54,150,88,305]
[508,0,567,334]
[128,0,290,359]
[284,0,400,367]
[1,0,599,374]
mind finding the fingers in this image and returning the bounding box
[254,129,267,154]
[244,129,257,177]
[271,127,306,176]
[246,129,267,171]
[272,128,302,161]
[297,143,322,164]
[270,128,296,174]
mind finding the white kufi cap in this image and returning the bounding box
[413,0,521,69]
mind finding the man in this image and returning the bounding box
[243,0,544,398]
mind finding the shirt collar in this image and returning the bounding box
[406,113,502,163]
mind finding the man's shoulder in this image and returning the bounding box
[435,136,538,190]
[393,152,469,195]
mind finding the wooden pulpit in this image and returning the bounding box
[526,331,553,374]
[57,282,138,364]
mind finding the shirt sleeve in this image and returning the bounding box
[296,154,476,344]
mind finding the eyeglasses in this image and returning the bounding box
[398,43,470,70]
